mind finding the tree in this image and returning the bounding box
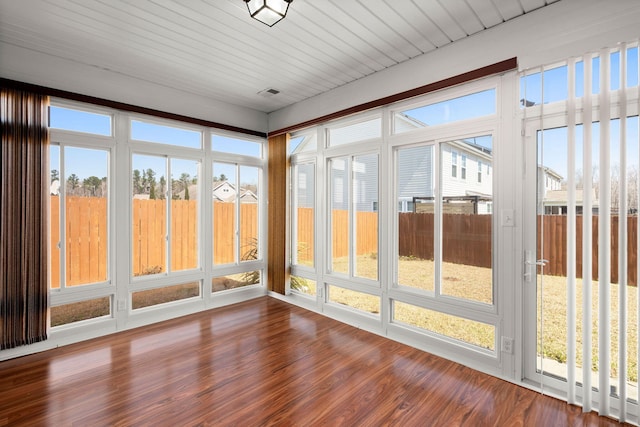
[180,172,191,200]
[132,169,143,195]
[158,176,166,200]
[67,173,79,195]
[83,176,102,197]
[145,169,157,199]
[51,169,59,183]
[219,173,227,182]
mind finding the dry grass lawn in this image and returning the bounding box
[312,255,639,383]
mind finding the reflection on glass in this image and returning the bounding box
[131,120,201,149]
[132,154,167,275]
[50,297,110,327]
[394,301,495,351]
[64,146,109,286]
[212,135,261,157]
[212,271,260,292]
[50,145,61,289]
[353,153,378,281]
[330,158,349,275]
[291,276,316,297]
[170,158,199,271]
[213,162,237,265]
[328,285,380,315]
[395,89,495,132]
[289,134,317,154]
[329,118,381,146]
[240,165,260,263]
[132,282,200,309]
[293,163,315,267]
[396,145,434,292]
[440,137,493,305]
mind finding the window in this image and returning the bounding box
[50,145,110,288]
[451,151,458,178]
[329,154,379,281]
[478,161,482,183]
[393,88,496,133]
[396,145,434,293]
[212,162,262,272]
[50,105,112,136]
[461,155,467,180]
[292,162,315,269]
[212,134,262,157]
[328,117,382,146]
[289,133,317,154]
[131,119,201,149]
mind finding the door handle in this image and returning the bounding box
[524,251,548,282]
[525,259,549,266]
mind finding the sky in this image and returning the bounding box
[51,45,639,189]
[50,107,260,186]
[523,46,640,182]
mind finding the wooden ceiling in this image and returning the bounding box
[0,0,560,113]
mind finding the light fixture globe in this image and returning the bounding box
[244,0,292,27]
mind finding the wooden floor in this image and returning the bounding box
[0,297,626,426]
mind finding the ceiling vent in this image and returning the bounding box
[258,88,280,97]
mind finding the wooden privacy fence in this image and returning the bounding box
[537,215,638,286]
[50,196,257,288]
[300,211,639,286]
[51,198,639,287]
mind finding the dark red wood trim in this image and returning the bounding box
[0,78,267,138]
[269,57,518,137]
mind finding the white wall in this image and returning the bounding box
[268,0,640,132]
[0,42,269,133]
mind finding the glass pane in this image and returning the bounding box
[51,297,111,327]
[327,285,380,315]
[395,89,495,132]
[212,135,262,157]
[627,47,639,88]
[330,158,349,274]
[393,301,495,351]
[289,134,317,154]
[291,276,315,297]
[440,137,493,305]
[329,117,381,146]
[240,166,260,262]
[50,145,61,289]
[132,282,200,310]
[293,163,315,267]
[213,163,237,265]
[353,154,378,280]
[170,158,199,271]
[396,145,434,292]
[212,271,261,292]
[132,154,167,276]
[535,120,640,398]
[131,120,201,149]
[50,106,112,136]
[64,147,109,286]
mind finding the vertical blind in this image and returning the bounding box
[525,40,640,423]
[0,88,50,349]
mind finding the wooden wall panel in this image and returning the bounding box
[267,134,288,294]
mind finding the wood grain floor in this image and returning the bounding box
[0,297,626,426]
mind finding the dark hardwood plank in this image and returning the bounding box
[0,297,627,426]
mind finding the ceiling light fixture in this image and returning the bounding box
[244,0,293,27]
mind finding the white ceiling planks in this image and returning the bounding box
[0,0,562,113]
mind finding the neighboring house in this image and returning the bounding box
[542,188,599,215]
[213,181,258,203]
[213,181,236,202]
